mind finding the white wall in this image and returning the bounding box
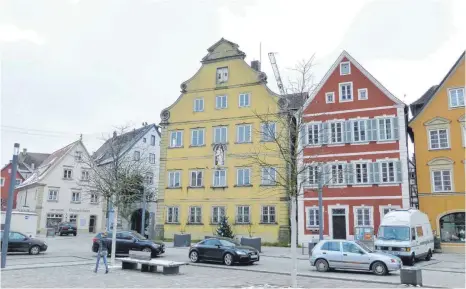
[1,211,38,238]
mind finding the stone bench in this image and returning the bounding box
[117,251,187,275]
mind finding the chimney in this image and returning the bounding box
[113,131,117,138]
[23,148,27,154]
[31,163,35,170]
[251,60,261,72]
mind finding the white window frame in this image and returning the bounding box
[191,128,205,147]
[15,179,22,186]
[149,153,156,164]
[213,169,227,187]
[212,206,226,224]
[213,126,228,144]
[431,169,453,192]
[48,189,59,201]
[261,205,276,224]
[189,206,202,224]
[325,92,335,104]
[236,205,250,224]
[358,88,368,100]
[169,131,183,148]
[168,171,181,188]
[239,93,251,107]
[215,95,228,109]
[166,206,179,223]
[261,122,276,142]
[428,128,450,150]
[352,119,367,143]
[216,67,229,84]
[261,167,276,186]
[81,170,90,181]
[330,162,346,186]
[236,124,252,143]
[145,173,154,185]
[236,168,251,186]
[151,135,156,146]
[189,170,204,188]
[339,61,351,75]
[329,121,344,144]
[306,206,321,229]
[307,122,321,145]
[193,98,204,112]
[448,87,465,108]
[71,191,81,203]
[75,151,82,162]
[0,178,4,187]
[90,193,99,204]
[63,168,73,180]
[461,122,466,148]
[69,214,78,224]
[353,161,370,185]
[378,118,395,141]
[379,205,400,221]
[133,151,140,161]
[378,160,397,184]
[353,206,373,227]
[307,165,318,187]
[339,82,353,102]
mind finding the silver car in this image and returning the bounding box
[309,240,402,275]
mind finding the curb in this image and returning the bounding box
[1,261,96,271]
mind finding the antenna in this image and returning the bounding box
[259,42,262,64]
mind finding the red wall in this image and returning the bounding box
[1,163,24,210]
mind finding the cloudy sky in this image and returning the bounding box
[1,0,465,164]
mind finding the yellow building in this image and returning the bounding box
[155,38,292,243]
[409,51,465,252]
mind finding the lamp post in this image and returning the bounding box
[141,186,147,236]
[1,143,20,268]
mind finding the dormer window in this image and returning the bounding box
[340,61,351,75]
[216,67,229,84]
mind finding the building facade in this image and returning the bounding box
[16,140,105,234]
[156,38,290,243]
[1,162,24,210]
[408,52,465,252]
[297,51,410,244]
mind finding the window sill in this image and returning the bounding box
[186,223,204,226]
[190,145,206,148]
[378,183,400,187]
[303,185,318,189]
[166,187,182,190]
[328,184,346,188]
[211,186,228,189]
[377,140,397,144]
[305,144,321,148]
[188,186,205,189]
[168,146,184,149]
[215,107,228,110]
[306,227,320,230]
[193,110,204,113]
[165,222,180,225]
[234,184,253,188]
[62,178,73,181]
[260,140,275,143]
[80,179,89,182]
[235,141,253,145]
[259,222,278,225]
[234,222,251,225]
[211,142,229,146]
[428,147,451,151]
[327,143,345,147]
[239,105,251,108]
[352,184,372,187]
[260,184,276,187]
[47,200,59,202]
[448,105,465,110]
[350,142,369,146]
[71,201,81,204]
[339,99,354,103]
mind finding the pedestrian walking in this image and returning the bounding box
[94,231,109,273]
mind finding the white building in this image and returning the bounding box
[93,123,160,236]
[16,139,105,234]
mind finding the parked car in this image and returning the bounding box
[92,231,165,258]
[188,237,260,266]
[309,240,402,276]
[56,222,77,236]
[0,230,48,255]
[375,209,434,265]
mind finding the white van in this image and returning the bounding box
[375,209,434,265]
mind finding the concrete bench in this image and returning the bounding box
[117,251,187,275]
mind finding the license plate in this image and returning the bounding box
[384,251,398,255]
[250,255,258,259]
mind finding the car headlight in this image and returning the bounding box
[401,247,410,252]
[235,250,247,255]
[43,242,47,246]
[152,243,161,248]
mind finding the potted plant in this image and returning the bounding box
[174,223,191,247]
[240,222,261,252]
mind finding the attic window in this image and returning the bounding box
[216,67,228,84]
[340,62,351,75]
[75,151,82,162]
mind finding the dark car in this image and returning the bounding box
[92,231,165,258]
[188,237,260,266]
[56,222,77,236]
[0,231,48,255]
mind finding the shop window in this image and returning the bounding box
[440,212,465,243]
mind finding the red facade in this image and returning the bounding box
[1,163,24,210]
[298,52,409,242]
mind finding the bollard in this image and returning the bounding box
[400,267,423,286]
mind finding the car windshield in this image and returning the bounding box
[355,241,374,253]
[131,231,147,240]
[378,226,410,241]
[218,239,240,247]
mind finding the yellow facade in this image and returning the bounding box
[155,39,289,243]
[409,52,465,251]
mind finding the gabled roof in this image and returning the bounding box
[18,152,51,173]
[17,140,81,189]
[285,93,308,110]
[409,51,466,125]
[301,50,404,113]
[93,124,159,165]
[201,38,246,64]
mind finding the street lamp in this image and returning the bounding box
[1,143,20,268]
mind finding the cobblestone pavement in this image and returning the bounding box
[1,263,407,288]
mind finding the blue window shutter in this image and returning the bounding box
[322,122,329,144]
[396,160,402,183]
[372,162,380,184]
[371,119,378,141]
[346,163,353,185]
[393,117,399,140]
[345,120,352,143]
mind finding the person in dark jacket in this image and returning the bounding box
[94,231,109,273]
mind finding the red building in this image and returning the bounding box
[297,51,410,243]
[1,162,24,210]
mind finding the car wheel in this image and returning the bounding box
[408,254,416,266]
[73,233,77,236]
[372,261,387,276]
[315,259,329,272]
[189,251,199,263]
[223,253,234,266]
[29,245,40,255]
[425,250,432,261]
[141,247,152,253]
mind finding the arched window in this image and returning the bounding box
[440,212,465,243]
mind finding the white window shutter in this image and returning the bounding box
[372,162,380,184]
[393,117,399,140]
[396,160,402,183]
[371,119,378,141]
[366,119,373,141]
[345,120,352,143]
[323,164,331,184]
[322,122,329,144]
[300,125,307,146]
[346,163,353,185]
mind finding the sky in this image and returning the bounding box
[1,0,465,165]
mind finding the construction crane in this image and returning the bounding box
[268,52,286,95]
